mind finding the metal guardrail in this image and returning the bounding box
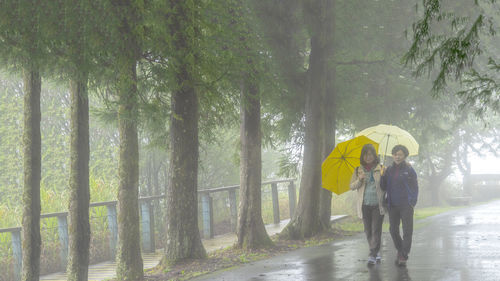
[198,178,296,238]
[0,178,296,281]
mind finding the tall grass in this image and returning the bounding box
[89,175,118,203]
[0,174,118,278]
[0,179,362,279]
[0,174,117,229]
[0,232,15,281]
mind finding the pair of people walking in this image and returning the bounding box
[350,144,419,266]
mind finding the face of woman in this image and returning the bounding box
[392,150,406,165]
[363,151,375,165]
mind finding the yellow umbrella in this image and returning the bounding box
[321,136,379,195]
[355,124,419,157]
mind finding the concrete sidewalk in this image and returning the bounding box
[41,215,348,281]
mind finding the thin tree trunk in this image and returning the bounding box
[21,69,41,281]
[67,78,90,280]
[116,62,144,280]
[237,79,273,249]
[162,0,206,264]
[152,155,161,196]
[319,79,335,227]
[111,0,144,278]
[318,0,336,229]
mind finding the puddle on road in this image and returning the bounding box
[451,216,473,226]
[450,212,499,226]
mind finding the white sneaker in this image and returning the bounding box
[367,256,376,265]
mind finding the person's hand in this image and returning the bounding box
[358,169,365,180]
[381,165,386,176]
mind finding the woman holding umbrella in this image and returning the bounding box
[350,143,386,265]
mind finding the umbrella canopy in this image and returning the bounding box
[322,136,379,195]
[355,124,419,157]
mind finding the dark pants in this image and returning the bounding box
[388,204,414,259]
[362,205,384,257]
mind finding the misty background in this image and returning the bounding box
[0,0,499,231]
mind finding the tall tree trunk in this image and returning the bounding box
[163,0,206,263]
[112,1,144,279]
[21,69,41,281]
[116,62,144,280]
[282,0,332,239]
[319,66,335,228]
[237,79,273,249]
[67,78,90,281]
[163,70,206,262]
[319,1,336,225]
[282,37,323,239]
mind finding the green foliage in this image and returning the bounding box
[0,74,120,228]
[0,1,497,275]
[198,128,240,189]
[404,0,500,115]
[0,74,24,212]
[0,0,54,72]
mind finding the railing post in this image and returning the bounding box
[228,189,238,232]
[57,215,69,268]
[288,180,297,218]
[107,204,118,258]
[140,201,155,253]
[149,201,155,251]
[201,193,214,239]
[271,183,280,224]
[11,229,22,281]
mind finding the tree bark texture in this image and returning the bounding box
[21,69,41,281]
[67,78,90,281]
[318,0,336,229]
[112,1,144,279]
[163,0,206,263]
[116,62,144,280]
[283,0,333,239]
[237,79,273,249]
[319,68,335,228]
[164,73,206,262]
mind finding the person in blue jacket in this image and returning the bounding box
[381,144,418,266]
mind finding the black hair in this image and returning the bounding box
[392,145,409,158]
[360,144,380,166]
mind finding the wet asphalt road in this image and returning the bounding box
[192,200,500,281]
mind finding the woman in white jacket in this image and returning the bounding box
[350,143,386,265]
